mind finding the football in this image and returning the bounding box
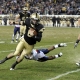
[28,28,37,37]
[33,29,37,36]
[30,28,37,36]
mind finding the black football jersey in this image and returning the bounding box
[24,18,44,45]
[19,12,30,25]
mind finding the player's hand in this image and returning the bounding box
[27,28,37,37]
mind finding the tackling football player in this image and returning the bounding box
[17,43,67,62]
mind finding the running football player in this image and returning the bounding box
[0,13,45,70]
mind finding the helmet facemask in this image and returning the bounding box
[22,7,28,13]
[31,13,40,25]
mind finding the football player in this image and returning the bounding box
[0,13,45,70]
[16,43,67,62]
[15,6,30,37]
[11,21,20,43]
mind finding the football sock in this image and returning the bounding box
[54,52,62,58]
[54,44,62,48]
[54,55,58,58]
[0,57,8,64]
[11,61,19,69]
[74,39,80,48]
[54,44,58,48]
[58,44,62,47]
[75,39,80,44]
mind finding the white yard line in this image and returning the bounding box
[0,41,5,43]
[0,50,15,53]
[47,69,80,80]
[0,41,74,53]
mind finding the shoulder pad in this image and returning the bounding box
[39,28,45,32]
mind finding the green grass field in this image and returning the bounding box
[0,26,80,80]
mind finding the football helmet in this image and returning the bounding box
[31,13,40,21]
[22,7,28,11]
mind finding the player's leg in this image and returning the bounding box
[74,34,80,48]
[15,28,20,42]
[11,34,15,43]
[15,33,19,42]
[11,27,17,43]
[40,43,67,54]
[10,49,26,70]
[44,43,67,54]
[47,52,63,60]
[10,48,33,70]
[23,25,26,34]
[20,25,24,37]
[38,52,63,62]
[0,52,14,64]
[0,38,24,64]
[10,38,34,70]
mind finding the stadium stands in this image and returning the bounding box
[0,0,80,26]
[0,0,80,15]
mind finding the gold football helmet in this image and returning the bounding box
[22,7,28,11]
[31,13,40,20]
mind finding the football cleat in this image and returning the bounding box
[10,68,14,70]
[54,52,63,58]
[58,52,63,57]
[76,63,80,66]
[60,43,67,47]
[74,43,78,48]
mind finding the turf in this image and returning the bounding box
[0,26,80,80]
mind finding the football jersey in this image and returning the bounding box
[15,25,20,27]
[24,18,44,45]
[19,12,30,25]
[30,49,46,60]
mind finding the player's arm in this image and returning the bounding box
[34,32,42,42]
[33,27,45,42]
[15,14,20,20]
